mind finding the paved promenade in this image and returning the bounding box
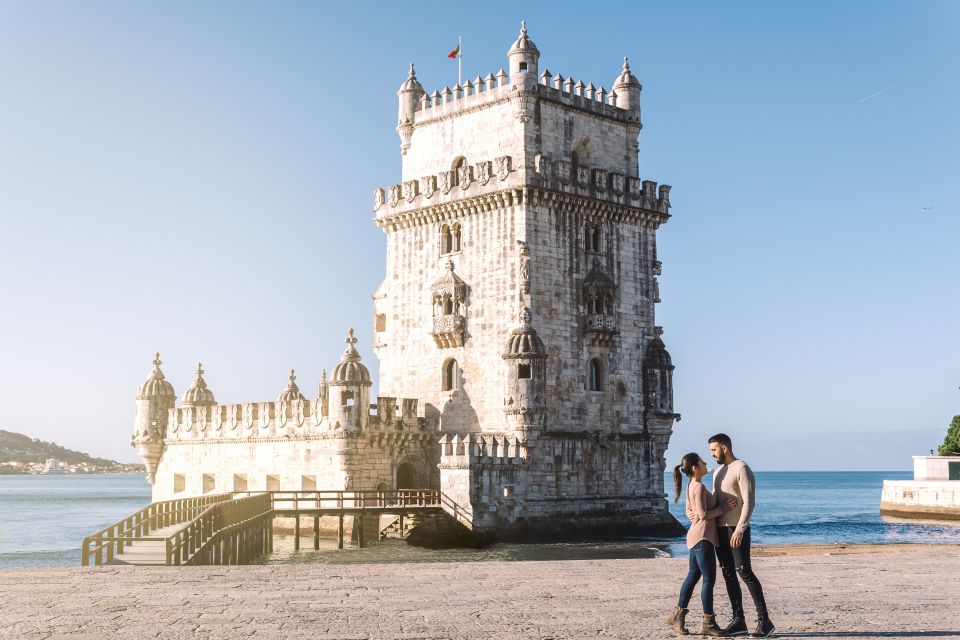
[1,545,957,639]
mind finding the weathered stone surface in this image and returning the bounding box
[2,546,958,639]
[131,24,681,540]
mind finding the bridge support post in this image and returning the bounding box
[313,516,319,550]
[358,513,365,549]
[294,515,300,551]
[338,513,344,549]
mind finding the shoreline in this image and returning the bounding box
[2,540,955,572]
[750,541,958,556]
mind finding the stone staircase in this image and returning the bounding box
[379,514,424,540]
[381,511,477,547]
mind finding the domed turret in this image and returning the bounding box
[132,353,176,485]
[643,331,675,416]
[396,63,424,154]
[277,369,306,403]
[331,328,372,386]
[180,363,216,407]
[328,329,372,432]
[612,57,642,120]
[645,335,672,369]
[503,310,546,359]
[508,21,539,88]
[502,308,547,441]
[137,352,175,400]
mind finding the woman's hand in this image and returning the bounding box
[725,497,738,511]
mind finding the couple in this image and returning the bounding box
[666,433,775,638]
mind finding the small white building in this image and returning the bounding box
[43,458,63,474]
[881,456,960,519]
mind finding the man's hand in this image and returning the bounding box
[731,529,744,548]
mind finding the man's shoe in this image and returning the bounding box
[699,614,725,637]
[722,615,748,636]
[666,605,689,636]
[751,617,775,638]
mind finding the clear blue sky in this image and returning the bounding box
[1,2,957,470]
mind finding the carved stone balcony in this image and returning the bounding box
[431,314,466,348]
[585,314,617,333]
[584,314,618,347]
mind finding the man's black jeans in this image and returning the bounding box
[715,526,769,620]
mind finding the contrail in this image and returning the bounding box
[858,82,904,104]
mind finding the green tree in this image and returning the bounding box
[938,415,960,456]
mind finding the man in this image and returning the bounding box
[708,433,775,637]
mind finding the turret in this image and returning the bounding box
[396,63,424,154]
[612,56,642,122]
[643,329,675,417]
[328,328,372,431]
[132,353,176,484]
[502,308,547,442]
[507,21,539,89]
[180,363,216,407]
[277,369,306,403]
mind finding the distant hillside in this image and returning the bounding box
[0,429,117,466]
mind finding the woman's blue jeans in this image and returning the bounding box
[678,540,717,615]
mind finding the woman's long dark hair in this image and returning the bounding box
[673,452,702,503]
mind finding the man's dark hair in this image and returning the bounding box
[708,433,732,448]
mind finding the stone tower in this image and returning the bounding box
[372,24,681,538]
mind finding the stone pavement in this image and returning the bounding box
[0,545,957,639]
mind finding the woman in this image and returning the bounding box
[666,452,736,637]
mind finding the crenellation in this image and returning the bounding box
[132,23,682,539]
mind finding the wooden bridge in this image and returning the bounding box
[81,490,473,566]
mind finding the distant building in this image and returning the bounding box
[43,458,63,474]
[131,24,681,540]
[881,455,960,519]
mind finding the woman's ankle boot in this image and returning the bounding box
[700,614,725,637]
[666,605,689,636]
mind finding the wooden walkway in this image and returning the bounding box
[81,490,473,566]
[106,522,190,565]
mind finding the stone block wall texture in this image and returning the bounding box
[134,25,681,538]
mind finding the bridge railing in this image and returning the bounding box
[82,489,475,566]
[171,493,273,565]
[231,489,444,512]
[81,493,235,566]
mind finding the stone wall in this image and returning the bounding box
[881,480,960,519]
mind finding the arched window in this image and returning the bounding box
[442,359,460,391]
[452,223,462,252]
[588,358,604,391]
[440,224,452,255]
[518,363,531,379]
[592,223,602,252]
[442,294,454,315]
[585,222,593,252]
[571,150,579,175]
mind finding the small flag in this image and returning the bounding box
[448,43,460,59]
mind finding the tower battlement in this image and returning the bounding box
[163,395,430,443]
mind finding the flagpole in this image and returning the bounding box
[458,35,462,86]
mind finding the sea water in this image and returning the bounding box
[0,474,151,568]
[2,471,958,568]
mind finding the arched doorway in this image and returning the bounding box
[396,462,417,490]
